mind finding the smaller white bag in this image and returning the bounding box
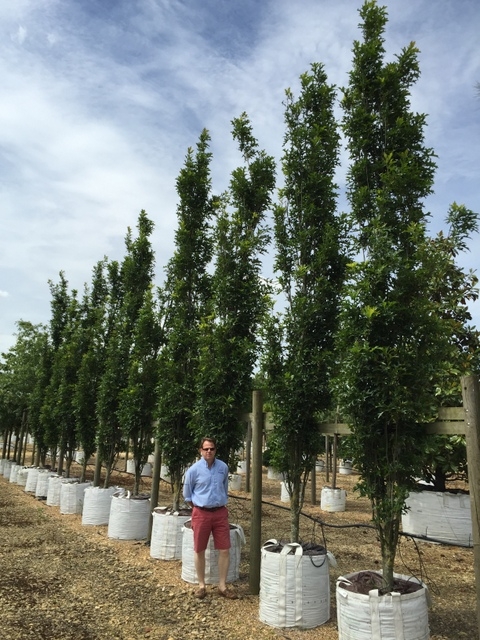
[59,481,92,514]
[107,492,151,540]
[82,486,124,525]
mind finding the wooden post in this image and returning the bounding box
[461,375,480,639]
[245,420,252,493]
[249,389,263,595]
[311,460,316,505]
[147,437,162,543]
[325,435,330,483]
[332,433,338,490]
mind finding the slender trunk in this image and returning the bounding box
[378,513,400,592]
[290,477,301,542]
[134,465,141,495]
[57,443,65,476]
[103,462,112,488]
[433,465,447,492]
[93,452,102,487]
[80,459,87,483]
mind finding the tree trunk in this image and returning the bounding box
[378,513,400,592]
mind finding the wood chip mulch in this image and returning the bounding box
[0,464,475,640]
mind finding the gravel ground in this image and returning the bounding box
[0,463,475,640]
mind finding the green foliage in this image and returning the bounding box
[157,130,215,509]
[334,0,461,590]
[73,260,110,469]
[97,212,156,488]
[418,204,480,489]
[119,286,162,494]
[194,114,276,468]
[0,321,48,459]
[262,63,346,541]
[39,273,75,469]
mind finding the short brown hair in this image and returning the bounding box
[200,436,217,449]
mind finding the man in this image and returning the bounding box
[183,436,238,600]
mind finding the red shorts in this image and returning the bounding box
[191,506,231,553]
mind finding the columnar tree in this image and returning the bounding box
[73,259,110,482]
[49,290,83,476]
[119,286,162,494]
[96,259,125,485]
[0,321,47,462]
[156,130,214,509]
[195,114,276,466]
[335,0,451,590]
[29,331,53,467]
[97,211,156,491]
[40,272,73,473]
[262,64,346,542]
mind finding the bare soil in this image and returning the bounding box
[0,462,475,640]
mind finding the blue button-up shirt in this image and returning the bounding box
[183,457,229,508]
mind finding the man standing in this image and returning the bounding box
[183,436,238,599]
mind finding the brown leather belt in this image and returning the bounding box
[195,505,225,512]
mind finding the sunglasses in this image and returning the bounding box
[202,447,216,451]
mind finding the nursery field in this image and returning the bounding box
[0,463,475,640]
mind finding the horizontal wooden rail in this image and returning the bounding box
[241,406,467,436]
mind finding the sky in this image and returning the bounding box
[1,0,479,355]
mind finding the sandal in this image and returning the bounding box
[218,587,238,599]
[194,587,206,599]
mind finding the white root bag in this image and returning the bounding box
[82,486,124,525]
[35,471,57,498]
[16,467,30,487]
[336,572,430,640]
[126,459,152,476]
[280,482,304,504]
[259,540,336,629]
[47,477,78,506]
[150,510,191,560]
[107,492,151,540]
[402,491,472,547]
[237,460,247,474]
[321,487,347,512]
[267,467,283,481]
[24,468,40,493]
[60,481,92,514]
[9,464,20,483]
[181,520,245,584]
[280,481,290,503]
[2,460,13,480]
[228,474,242,491]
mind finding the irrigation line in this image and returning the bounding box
[229,493,474,549]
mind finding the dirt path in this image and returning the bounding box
[0,469,475,639]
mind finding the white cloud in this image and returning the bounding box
[12,24,27,44]
[0,0,479,354]
[0,290,9,298]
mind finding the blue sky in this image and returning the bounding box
[1,0,479,354]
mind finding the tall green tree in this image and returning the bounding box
[335,0,451,590]
[28,331,53,467]
[95,259,125,485]
[0,321,47,462]
[40,272,74,473]
[195,114,276,466]
[98,211,156,490]
[157,130,214,509]
[262,63,347,542]
[73,259,110,482]
[119,286,162,494]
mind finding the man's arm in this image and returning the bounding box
[183,467,194,506]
